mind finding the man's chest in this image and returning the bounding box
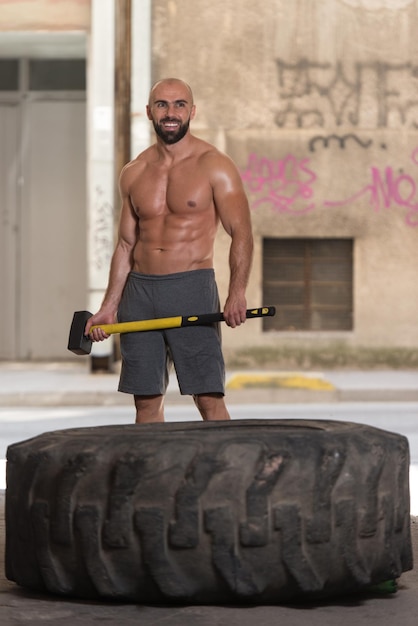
[129,163,214,217]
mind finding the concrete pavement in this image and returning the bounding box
[0,360,417,406]
[1,362,418,624]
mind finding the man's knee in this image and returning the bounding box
[193,393,230,421]
[134,394,164,423]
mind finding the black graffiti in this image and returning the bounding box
[275,59,418,129]
[93,186,113,271]
[309,134,373,152]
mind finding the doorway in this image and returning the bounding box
[0,57,86,359]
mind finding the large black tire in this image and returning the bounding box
[5,419,413,604]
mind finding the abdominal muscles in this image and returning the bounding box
[132,211,217,275]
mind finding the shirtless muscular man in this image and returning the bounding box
[85,78,253,423]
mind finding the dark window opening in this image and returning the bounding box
[29,59,86,91]
[263,238,353,331]
[0,59,19,91]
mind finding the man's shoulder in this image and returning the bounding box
[194,138,234,167]
[127,146,155,168]
[195,139,239,179]
[120,148,153,180]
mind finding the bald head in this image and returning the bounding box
[148,78,194,107]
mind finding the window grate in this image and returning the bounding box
[29,59,86,91]
[262,238,353,331]
[0,59,19,91]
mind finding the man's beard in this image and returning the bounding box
[152,117,190,145]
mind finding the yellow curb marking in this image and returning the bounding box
[226,373,335,391]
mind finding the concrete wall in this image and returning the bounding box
[152,0,418,358]
[0,0,90,30]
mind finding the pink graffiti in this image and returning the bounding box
[241,153,317,214]
[242,149,418,227]
[324,148,418,227]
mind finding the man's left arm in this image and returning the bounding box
[212,154,254,328]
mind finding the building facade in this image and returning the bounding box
[1,0,417,366]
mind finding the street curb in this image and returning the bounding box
[1,388,418,407]
[0,366,417,406]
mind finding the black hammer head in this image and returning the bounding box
[67,310,93,355]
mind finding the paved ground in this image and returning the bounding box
[1,362,418,624]
[0,361,417,406]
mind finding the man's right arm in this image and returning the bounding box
[85,169,138,341]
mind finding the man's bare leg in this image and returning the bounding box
[134,394,165,423]
[193,393,231,421]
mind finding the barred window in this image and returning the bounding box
[263,238,353,331]
[0,59,86,92]
[0,59,19,90]
[29,59,86,91]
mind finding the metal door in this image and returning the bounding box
[19,99,87,359]
[0,59,86,360]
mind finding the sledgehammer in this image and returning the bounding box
[67,307,276,355]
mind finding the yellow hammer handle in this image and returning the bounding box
[90,316,183,335]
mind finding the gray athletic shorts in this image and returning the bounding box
[117,269,225,396]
